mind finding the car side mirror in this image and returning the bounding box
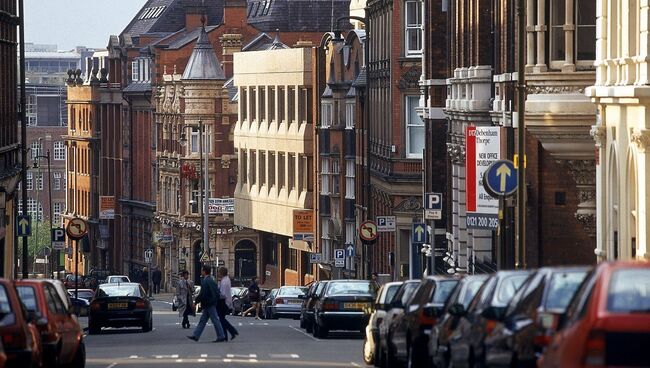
[449,303,466,317]
[298,294,305,299]
[481,306,506,321]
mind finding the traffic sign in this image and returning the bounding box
[309,253,323,264]
[144,248,154,263]
[346,244,355,258]
[412,223,427,244]
[483,160,518,196]
[359,221,378,243]
[200,251,210,263]
[376,216,396,232]
[334,249,345,267]
[51,228,65,250]
[16,215,31,236]
[424,192,443,220]
[66,218,88,240]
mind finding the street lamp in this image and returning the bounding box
[33,150,54,278]
[179,120,210,266]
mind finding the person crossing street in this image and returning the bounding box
[187,265,227,342]
[217,267,239,341]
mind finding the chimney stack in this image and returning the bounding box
[220,33,243,78]
[185,6,207,31]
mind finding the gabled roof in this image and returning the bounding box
[182,26,225,80]
[245,0,352,33]
[241,32,289,51]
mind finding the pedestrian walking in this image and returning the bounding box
[217,267,239,340]
[242,276,261,320]
[152,267,162,294]
[176,270,195,329]
[187,265,226,342]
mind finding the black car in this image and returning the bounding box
[377,279,420,368]
[484,267,589,368]
[312,280,376,338]
[88,282,153,334]
[387,276,460,368]
[299,281,329,333]
[447,270,531,368]
[430,274,489,368]
[263,288,279,319]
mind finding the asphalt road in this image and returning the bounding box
[82,295,369,368]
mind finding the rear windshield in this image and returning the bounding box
[400,282,420,306]
[607,269,650,313]
[0,285,12,314]
[545,271,588,311]
[279,287,308,296]
[432,281,459,304]
[495,274,529,307]
[109,277,129,283]
[77,291,94,299]
[326,282,373,296]
[16,286,38,312]
[97,285,141,297]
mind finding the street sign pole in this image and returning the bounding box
[74,239,79,300]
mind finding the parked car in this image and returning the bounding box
[300,281,329,333]
[312,280,377,338]
[88,282,153,334]
[231,287,249,315]
[63,274,84,290]
[0,340,7,368]
[429,274,489,368]
[106,275,130,284]
[484,266,589,368]
[447,270,531,368]
[67,289,94,301]
[362,281,402,366]
[263,288,279,319]
[387,276,460,367]
[87,269,113,285]
[15,279,85,368]
[538,261,650,368]
[47,280,71,312]
[0,278,42,368]
[270,286,308,319]
[377,279,420,368]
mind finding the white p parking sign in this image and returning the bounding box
[51,228,65,250]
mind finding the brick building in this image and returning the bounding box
[0,0,20,279]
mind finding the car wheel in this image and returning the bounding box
[305,319,313,333]
[313,321,328,338]
[63,342,85,368]
[142,315,153,332]
[299,314,306,328]
[407,340,425,368]
[363,335,374,365]
[88,321,100,335]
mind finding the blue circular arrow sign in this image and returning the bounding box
[484,159,518,196]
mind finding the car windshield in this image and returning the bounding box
[279,287,308,296]
[607,269,650,313]
[384,284,400,304]
[462,279,486,308]
[97,285,141,297]
[545,270,588,311]
[495,274,529,307]
[16,286,38,312]
[0,285,12,314]
[109,277,129,283]
[432,280,459,304]
[326,282,372,296]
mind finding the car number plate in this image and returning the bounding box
[288,300,302,304]
[108,302,128,309]
[343,302,367,309]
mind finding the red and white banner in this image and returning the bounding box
[465,126,501,229]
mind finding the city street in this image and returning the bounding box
[83,295,368,368]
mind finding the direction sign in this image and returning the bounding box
[346,244,355,258]
[424,193,443,220]
[359,221,378,243]
[66,218,88,240]
[144,248,154,263]
[309,253,323,264]
[16,215,31,236]
[483,160,518,196]
[51,228,65,250]
[412,223,427,244]
[376,216,396,232]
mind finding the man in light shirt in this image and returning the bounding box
[217,267,239,340]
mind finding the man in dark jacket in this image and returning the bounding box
[187,265,226,342]
[152,268,162,294]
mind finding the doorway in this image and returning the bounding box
[234,240,257,285]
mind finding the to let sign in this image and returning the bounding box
[99,196,115,219]
[293,209,314,241]
[465,126,500,230]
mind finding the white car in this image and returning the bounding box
[363,281,403,365]
[107,275,131,283]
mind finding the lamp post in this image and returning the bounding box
[34,150,53,277]
[179,120,210,268]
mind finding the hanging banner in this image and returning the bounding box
[465,126,500,229]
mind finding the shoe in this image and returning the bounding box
[230,332,238,340]
[255,317,261,320]
[187,335,199,342]
[213,338,227,343]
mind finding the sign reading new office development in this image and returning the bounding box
[466,126,500,229]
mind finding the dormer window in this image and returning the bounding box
[131,57,151,82]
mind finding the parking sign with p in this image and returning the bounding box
[51,228,65,250]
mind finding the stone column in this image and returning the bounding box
[563,0,576,72]
[630,128,650,259]
[527,0,536,70]
[638,0,650,85]
[535,0,548,72]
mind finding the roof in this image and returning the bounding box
[241,32,289,51]
[165,25,219,49]
[181,26,225,80]
[24,51,81,59]
[224,77,238,101]
[352,67,366,87]
[245,0,353,33]
[123,82,153,93]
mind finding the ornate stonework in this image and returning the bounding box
[393,197,422,213]
[526,85,586,94]
[630,129,650,153]
[564,159,597,237]
[590,125,606,147]
[446,142,466,164]
[575,213,596,237]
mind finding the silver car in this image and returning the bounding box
[363,282,402,366]
[270,286,309,318]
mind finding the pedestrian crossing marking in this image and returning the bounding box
[201,354,208,358]
[198,359,206,363]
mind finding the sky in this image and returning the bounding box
[24,0,148,50]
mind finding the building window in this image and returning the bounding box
[190,183,199,214]
[27,199,42,221]
[53,202,64,225]
[321,102,333,128]
[26,94,37,126]
[321,218,331,261]
[345,159,355,199]
[31,141,42,159]
[190,127,200,153]
[549,0,565,63]
[36,173,43,191]
[405,96,424,158]
[345,102,355,129]
[53,141,65,160]
[53,172,61,190]
[331,158,340,196]
[26,172,33,191]
[131,60,139,82]
[321,157,330,194]
[549,0,596,68]
[405,0,423,56]
[345,222,356,247]
[575,0,596,62]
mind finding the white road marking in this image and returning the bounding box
[198,359,206,363]
[200,354,208,358]
[128,355,138,359]
[270,353,300,359]
[106,363,118,368]
[237,322,243,326]
[223,359,232,363]
[171,354,179,358]
[175,359,183,363]
[350,362,362,367]
[288,325,321,342]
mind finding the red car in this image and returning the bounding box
[538,261,650,368]
[0,278,42,368]
[14,280,85,368]
[0,340,7,368]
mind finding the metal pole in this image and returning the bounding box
[202,120,209,262]
[19,0,28,279]
[46,151,54,278]
[516,0,527,269]
[74,238,79,299]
